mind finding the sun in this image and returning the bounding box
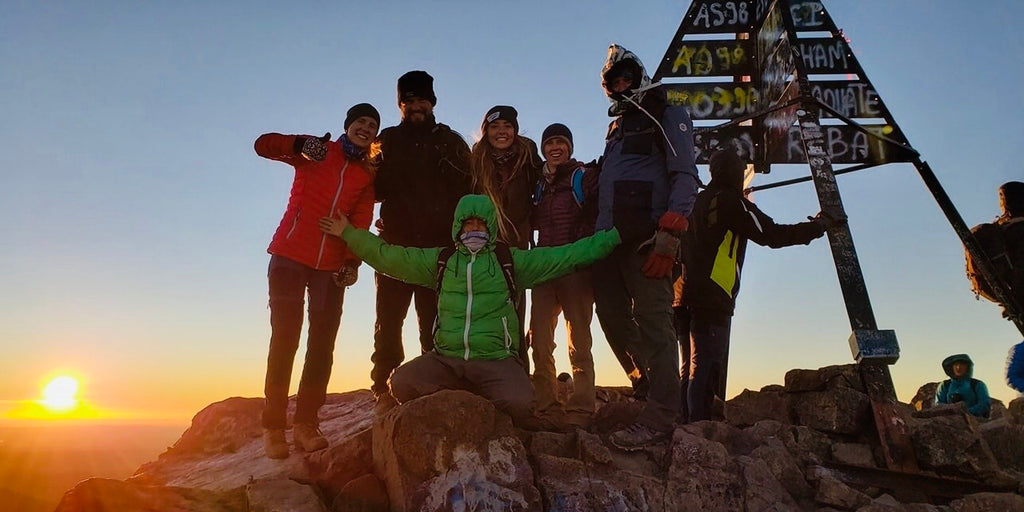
[39,375,80,413]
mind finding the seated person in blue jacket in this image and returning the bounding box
[935,353,991,418]
[318,194,620,425]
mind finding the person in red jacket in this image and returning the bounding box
[253,102,380,459]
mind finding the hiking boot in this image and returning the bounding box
[293,423,328,452]
[608,422,670,451]
[263,429,289,459]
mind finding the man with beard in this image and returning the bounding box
[370,70,472,406]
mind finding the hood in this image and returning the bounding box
[941,353,974,379]
[451,194,498,246]
[601,44,654,117]
[708,148,746,192]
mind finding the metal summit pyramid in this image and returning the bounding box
[652,0,1023,472]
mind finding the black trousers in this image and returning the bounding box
[371,273,437,395]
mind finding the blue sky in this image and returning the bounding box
[1,1,1022,422]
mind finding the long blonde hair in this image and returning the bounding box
[470,136,533,244]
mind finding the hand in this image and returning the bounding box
[374,218,385,233]
[641,230,681,279]
[808,210,846,230]
[658,211,689,234]
[332,265,358,287]
[319,215,350,237]
[300,132,331,161]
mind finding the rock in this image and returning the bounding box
[832,442,876,468]
[725,387,792,427]
[949,491,1024,511]
[751,437,816,502]
[910,383,939,412]
[812,471,872,510]
[665,429,744,511]
[792,386,872,435]
[784,365,865,393]
[910,414,1001,478]
[131,391,374,492]
[1007,397,1024,424]
[371,390,540,512]
[978,419,1024,473]
[738,455,801,511]
[54,477,246,512]
[246,477,326,512]
[331,474,388,512]
[533,453,666,511]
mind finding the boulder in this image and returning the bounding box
[725,386,792,427]
[54,478,246,512]
[791,386,872,435]
[246,477,326,512]
[371,390,540,512]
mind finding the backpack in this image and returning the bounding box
[965,221,1018,303]
[533,167,587,207]
[435,242,517,309]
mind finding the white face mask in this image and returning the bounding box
[460,231,489,253]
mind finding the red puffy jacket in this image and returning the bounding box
[255,133,375,270]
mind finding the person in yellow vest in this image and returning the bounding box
[675,147,838,423]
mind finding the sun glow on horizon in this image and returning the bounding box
[39,375,80,412]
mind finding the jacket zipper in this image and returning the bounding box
[286,209,301,239]
[315,160,350,269]
[463,252,475,360]
[501,316,511,352]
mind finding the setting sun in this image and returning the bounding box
[39,376,80,413]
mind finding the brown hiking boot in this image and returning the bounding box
[263,429,289,459]
[293,423,328,452]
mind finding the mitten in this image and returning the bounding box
[297,132,331,162]
[332,265,358,288]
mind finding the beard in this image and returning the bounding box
[402,109,436,126]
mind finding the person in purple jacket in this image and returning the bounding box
[528,123,600,427]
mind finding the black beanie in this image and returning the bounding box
[541,123,573,153]
[482,105,518,133]
[397,70,437,106]
[344,103,380,130]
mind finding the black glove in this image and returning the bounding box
[296,132,331,162]
[332,265,358,287]
[808,210,846,231]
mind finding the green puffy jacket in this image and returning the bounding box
[341,194,620,360]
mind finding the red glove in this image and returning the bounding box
[658,211,689,233]
[641,212,689,279]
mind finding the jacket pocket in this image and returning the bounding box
[612,180,655,243]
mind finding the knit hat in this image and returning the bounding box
[344,103,380,130]
[397,70,436,106]
[482,105,518,132]
[541,123,573,153]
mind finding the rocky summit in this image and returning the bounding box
[54,364,1024,511]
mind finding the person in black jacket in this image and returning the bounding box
[676,147,838,422]
[370,70,472,404]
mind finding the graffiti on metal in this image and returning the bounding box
[795,37,853,74]
[695,124,909,164]
[656,40,754,77]
[665,83,761,120]
[790,1,829,30]
[809,81,884,118]
[685,0,771,33]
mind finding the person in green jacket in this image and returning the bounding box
[318,194,620,424]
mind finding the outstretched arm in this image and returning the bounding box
[320,216,437,287]
[513,228,621,289]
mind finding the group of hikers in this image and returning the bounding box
[252,43,1024,460]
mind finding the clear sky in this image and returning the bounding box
[1,1,1022,424]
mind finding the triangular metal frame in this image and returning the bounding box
[653,0,1024,474]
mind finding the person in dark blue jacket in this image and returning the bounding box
[1007,341,1024,395]
[935,354,991,418]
